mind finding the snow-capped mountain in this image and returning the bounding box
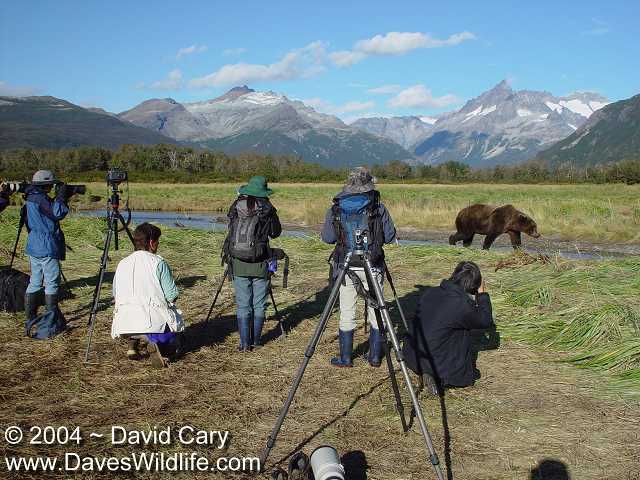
[352,80,610,167]
[118,86,412,168]
[350,116,436,150]
[415,81,609,166]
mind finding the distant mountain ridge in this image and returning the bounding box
[349,116,437,150]
[118,87,412,168]
[535,94,640,167]
[0,96,178,150]
[352,80,610,167]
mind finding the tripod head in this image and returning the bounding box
[351,229,369,257]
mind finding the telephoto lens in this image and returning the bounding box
[310,446,345,480]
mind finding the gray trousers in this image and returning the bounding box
[339,269,384,331]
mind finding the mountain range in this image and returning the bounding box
[1,82,635,169]
[118,86,412,168]
[351,80,610,167]
[0,96,177,150]
[535,93,640,167]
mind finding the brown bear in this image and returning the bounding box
[449,204,540,250]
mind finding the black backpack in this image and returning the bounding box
[0,267,30,312]
[225,197,270,263]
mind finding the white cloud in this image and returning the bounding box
[367,84,402,94]
[189,42,326,88]
[330,30,476,67]
[0,81,39,96]
[176,44,208,59]
[223,47,247,56]
[329,50,367,67]
[387,84,459,109]
[304,97,375,116]
[137,69,183,90]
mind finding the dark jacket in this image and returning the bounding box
[402,279,494,387]
[321,190,396,274]
[227,196,281,278]
[24,185,69,260]
[0,192,8,213]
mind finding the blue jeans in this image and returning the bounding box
[233,276,269,321]
[26,256,61,295]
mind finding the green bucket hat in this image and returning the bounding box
[238,176,274,198]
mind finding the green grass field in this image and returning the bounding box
[1,212,639,478]
[63,182,640,243]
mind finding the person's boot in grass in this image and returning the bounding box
[147,341,168,369]
[237,316,250,352]
[330,329,354,367]
[44,293,58,313]
[252,315,265,350]
[367,327,385,368]
[126,338,140,360]
[24,291,40,322]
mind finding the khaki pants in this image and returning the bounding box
[339,269,384,331]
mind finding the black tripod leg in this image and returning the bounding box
[269,285,286,338]
[205,267,228,323]
[9,219,24,270]
[259,254,352,469]
[384,263,410,333]
[364,257,444,480]
[116,213,135,246]
[84,224,115,363]
[365,273,408,433]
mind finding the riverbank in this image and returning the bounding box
[47,182,640,244]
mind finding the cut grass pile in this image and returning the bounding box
[1,213,639,479]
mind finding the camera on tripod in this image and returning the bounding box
[354,229,368,248]
[107,168,128,186]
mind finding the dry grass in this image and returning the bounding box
[1,216,639,479]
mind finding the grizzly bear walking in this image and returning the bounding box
[449,204,540,250]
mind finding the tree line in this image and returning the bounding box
[1,145,639,184]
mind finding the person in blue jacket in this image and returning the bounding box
[23,170,70,322]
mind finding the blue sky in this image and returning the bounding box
[1,0,638,120]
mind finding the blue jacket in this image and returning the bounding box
[24,185,69,260]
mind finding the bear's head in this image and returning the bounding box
[516,213,540,238]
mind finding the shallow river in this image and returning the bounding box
[74,210,637,261]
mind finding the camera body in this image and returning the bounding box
[354,229,369,248]
[107,168,128,186]
[66,184,87,196]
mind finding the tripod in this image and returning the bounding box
[83,183,134,363]
[259,247,444,479]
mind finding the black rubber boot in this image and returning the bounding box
[367,327,384,367]
[330,329,354,367]
[44,294,58,313]
[24,292,40,321]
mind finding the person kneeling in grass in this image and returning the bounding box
[402,261,494,394]
[111,222,184,368]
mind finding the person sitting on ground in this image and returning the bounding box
[111,222,183,368]
[321,167,396,368]
[402,261,494,393]
[23,170,70,324]
[224,176,282,352]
